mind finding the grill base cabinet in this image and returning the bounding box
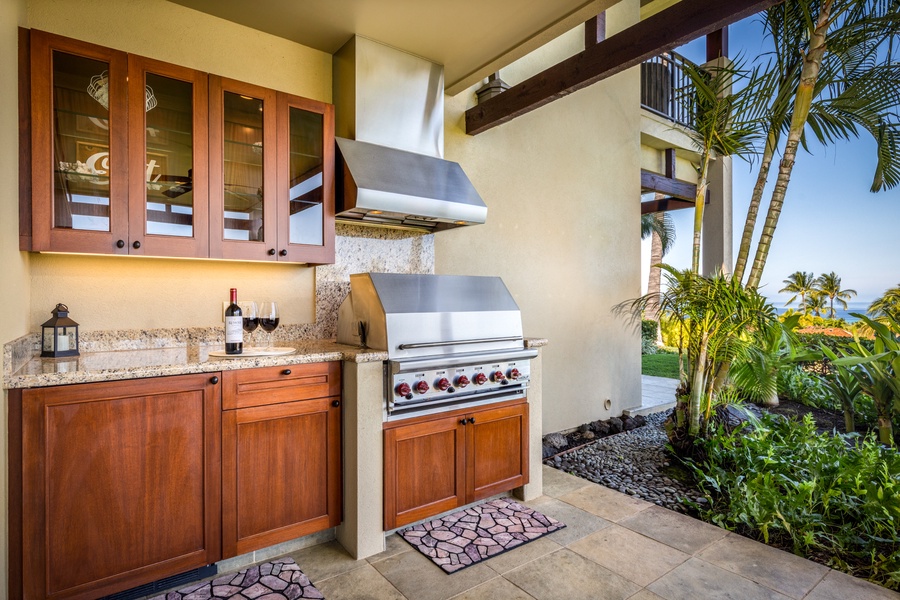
[10,374,223,600]
[383,399,529,530]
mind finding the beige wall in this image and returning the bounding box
[440,0,643,433]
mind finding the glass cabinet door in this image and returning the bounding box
[127,56,208,257]
[276,93,335,264]
[30,31,128,253]
[209,76,277,261]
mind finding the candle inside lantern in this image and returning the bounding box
[57,331,69,351]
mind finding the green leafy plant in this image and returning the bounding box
[820,343,865,432]
[641,319,659,355]
[730,314,810,406]
[777,364,834,408]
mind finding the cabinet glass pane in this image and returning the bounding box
[52,52,111,232]
[144,73,194,238]
[288,108,324,246]
[223,92,264,241]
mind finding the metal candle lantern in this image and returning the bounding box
[41,304,80,358]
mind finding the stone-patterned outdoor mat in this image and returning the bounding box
[150,557,322,599]
[399,497,566,573]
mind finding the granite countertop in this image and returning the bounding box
[6,340,388,390]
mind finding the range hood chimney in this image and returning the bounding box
[333,36,486,231]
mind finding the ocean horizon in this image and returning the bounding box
[771,301,872,323]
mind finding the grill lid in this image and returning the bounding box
[337,273,526,360]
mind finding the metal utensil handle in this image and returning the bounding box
[398,336,523,350]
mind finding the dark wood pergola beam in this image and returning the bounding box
[465,0,781,135]
[641,169,695,201]
[641,197,695,214]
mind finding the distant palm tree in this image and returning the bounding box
[869,283,900,321]
[641,211,676,323]
[780,271,817,314]
[815,272,857,318]
[807,292,828,318]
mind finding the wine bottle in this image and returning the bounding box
[225,288,243,354]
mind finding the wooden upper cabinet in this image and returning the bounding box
[127,55,209,258]
[29,30,129,254]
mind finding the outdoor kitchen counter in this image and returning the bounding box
[5,340,388,389]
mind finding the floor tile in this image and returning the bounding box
[627,591,666,600]
[541,465,594,498]
[315,563,405,600]
[450,576,537,599]
[647,557,791,600]
[367,533,413,564]
[696,533,829,598]
[504,548,640,600]
[568,524,689,587]
[618,505,726,554]
[371,544,496,600]
[804,570,900,600]
[484,537,563,575]
[521,496,612,546]
[559,482,653,522]
[288,540,365,583]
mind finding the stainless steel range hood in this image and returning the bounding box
[333,36,487,231]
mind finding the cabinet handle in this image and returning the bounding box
[331,400,341,407]
[467,417,475,424]
[281,369,292,375]
[132,240,141,249]
[116,239,125,248]
[279,249,288,257]
[210,376,219,384]
[268,248,276,256]
[459,419,467,426]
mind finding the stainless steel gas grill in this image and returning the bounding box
[337,273,537,419]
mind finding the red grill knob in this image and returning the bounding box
[414,380,430,394]
[508,368,520,380]
[396,382,411,396]
[436,377,451,391]
[456,375,470,388]
[473,372,488,385]
[492,370,506,382]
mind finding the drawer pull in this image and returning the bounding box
[467,417,475,424]
[210,376,219,384]
[331,400,340,407]
[459,419,467,426]
[282,369,292,376]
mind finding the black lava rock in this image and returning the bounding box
[633,414,647,428]
[590,420,610,435]
[542,444,556,459]
[622,416,638,431]
[608,417,623,434]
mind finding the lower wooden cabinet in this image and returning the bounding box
[383,400,529,530]
[221,363,342,557]
[10,373,222,600]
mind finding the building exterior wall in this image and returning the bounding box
[440,0,643,434]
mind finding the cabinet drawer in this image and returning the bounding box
[223,362,341,409]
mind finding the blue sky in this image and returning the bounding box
[640,14,900,307]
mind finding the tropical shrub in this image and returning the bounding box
[688,413,900,589]
[641,319,659,355]
[777,364,833,408]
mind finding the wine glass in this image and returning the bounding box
[239,301,258,349]
[258,301,280,351]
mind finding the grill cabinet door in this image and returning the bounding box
[467,402,529,501]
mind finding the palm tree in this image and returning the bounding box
[641,210,676,323]
[815,271,857,318]
[779,271,817,314]
[744,0,900,288]
[807,291,828,317]
[869,283,900,321]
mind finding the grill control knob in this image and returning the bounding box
[456,375,470,388]
[508,368,521,380]
[436,377,451,391]
[396,382,411,397]
[414,380,430,394]
[473,372,488,385]
[491,370,506,382]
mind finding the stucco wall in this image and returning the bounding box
[440,0,643,434]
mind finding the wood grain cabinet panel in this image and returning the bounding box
[12,373,222,600]
[383,400,529,530]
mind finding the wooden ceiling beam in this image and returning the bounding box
[465,0,781,135]
[641,169,695,201]
[641,197,695,214]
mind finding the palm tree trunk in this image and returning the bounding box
[843,404,855,434]
[733,129,777,283]
[878,415,894,446]
[689,337,709,437]
[746,2,831,289]
[646,211,664,324]
[691,154,712,274]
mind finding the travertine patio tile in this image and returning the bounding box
[697,533,828,598]
[504,548,640,600]
[450,576,537,599]
[618,505,727,554]
[568,524,690,587]
[288,540,365,582]
[647,557,791,600]
[627,590,666,600]
[484,536,563,574]
[371,543,495,600]
[366,533,413,564]
[541,465,594,498]
[314,563,405,599]
[520,496,612,545]
[559,482,654,522]
[804,569,900,600]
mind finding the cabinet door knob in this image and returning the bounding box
[467,417,475,424]
[210,376,219,384]
[116,239,125,248]
[279,249,288,257]
[459,419,467,426]
[331,400,341,407]
[132,240,141,249]
[281,369,292,375]
[268,248,276,256]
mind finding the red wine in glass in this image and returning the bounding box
[259,301,279,350]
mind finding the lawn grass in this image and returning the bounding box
[642,352,679,379]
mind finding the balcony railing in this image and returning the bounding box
[640,51,697,130]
